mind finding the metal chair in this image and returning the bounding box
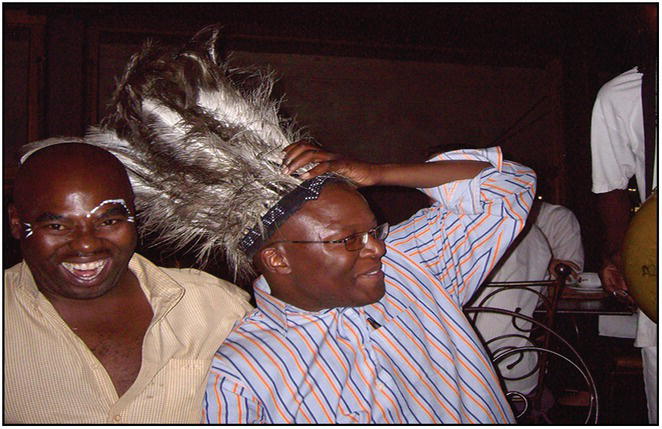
[464,264,599,424]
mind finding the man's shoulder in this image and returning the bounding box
[537,202,579,227]
[4,261,32,299]
[133,253,252,307]
[162,265,247,296]
[4,261,25,277]
[596,67,642,104]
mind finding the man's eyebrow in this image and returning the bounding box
[88,199,132,217]
[95,205,131,218]
[34,212,64,223]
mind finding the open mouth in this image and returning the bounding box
[61,259,109,282]
[358,265,384,278]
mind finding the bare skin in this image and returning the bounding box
[9,143,153,397]
[281,142,490,188]
[595,189,636,305]
[51,272,152,397]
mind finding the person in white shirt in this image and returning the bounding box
[472,200,584,395]
[590,65,657,424]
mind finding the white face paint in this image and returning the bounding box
[23,223,34,238]
[87,199,135,223]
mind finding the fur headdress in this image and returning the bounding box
[86,25,345,280]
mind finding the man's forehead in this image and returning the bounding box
[14,144,134,213]
[289,184,374,230]
[28,195,133,219]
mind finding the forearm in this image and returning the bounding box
[596,189,632,266]
[369,160,491,188]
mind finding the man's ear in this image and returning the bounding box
[8,204,24,240]
[257,246,291,275]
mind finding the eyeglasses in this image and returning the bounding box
[271,222,389,251]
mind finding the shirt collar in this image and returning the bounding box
[253,275,343,335]
[15,254,184,323]
[127,253,184,323]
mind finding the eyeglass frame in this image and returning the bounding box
[268,222,389,251]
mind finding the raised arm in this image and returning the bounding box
[282,142,490,188]
[284,142,536,305]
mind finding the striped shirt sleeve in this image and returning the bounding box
[403,146,536,305]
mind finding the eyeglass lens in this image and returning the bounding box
[345,223,389,251]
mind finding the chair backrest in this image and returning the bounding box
[463,264,599,424]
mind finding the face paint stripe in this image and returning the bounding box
[23,223,34,238]
[86,198,133,219]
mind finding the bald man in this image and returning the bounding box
[4,140,252,424]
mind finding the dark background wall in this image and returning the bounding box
[3,3,656,287]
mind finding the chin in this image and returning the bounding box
[356,281,386,306]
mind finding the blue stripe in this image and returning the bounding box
[203,152,531,423]
[287,317,354,413]
[219,341,294,422]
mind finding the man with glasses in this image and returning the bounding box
[87,27,535,423]
[202,142,535,423]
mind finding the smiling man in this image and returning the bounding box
[86,27,536,423]
[4,141,252,423]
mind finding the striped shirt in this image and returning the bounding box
[203,147,535,423]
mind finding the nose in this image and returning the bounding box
[69,225,103,254]
[360,233,386,259]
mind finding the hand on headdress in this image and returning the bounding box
[282,141,380,187]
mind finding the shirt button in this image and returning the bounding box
[113,415,121,422]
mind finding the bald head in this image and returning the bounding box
[13,143,134,213]
[9,142,139,300]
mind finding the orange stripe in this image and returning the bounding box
[387,317,464,417]
[458,383,495,423]
[237,330,316,423]
[223,342,293,422]
[393,224,431,247]
[407,241,437,257]
[336,319,392,422]
[501,191,524,225]
[369,302,391,320]
[511,176,535,187]
[213,372,222,422]
[382,250,509,421]
[250,322,331,422]
[455,202,497,296]
[299,313,369,419]
[233,382,244,422]
[390,215,424,236]
[443,181,459,202]
[372,344,446,422]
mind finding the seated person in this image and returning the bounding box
[201,143,536,423]
[86,27,535,423]
[471,199,584,396]
[4,141,252,423]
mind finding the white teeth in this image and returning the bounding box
[63,260,105,270]
[62,260,107,279]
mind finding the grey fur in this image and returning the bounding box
[86,25,314,280]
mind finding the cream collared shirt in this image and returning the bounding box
[4,253,253,424]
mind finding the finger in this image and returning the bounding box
[282,144,322,168]
[284,150,339,175]
[297,162,333,180]
[282,141,319,158]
